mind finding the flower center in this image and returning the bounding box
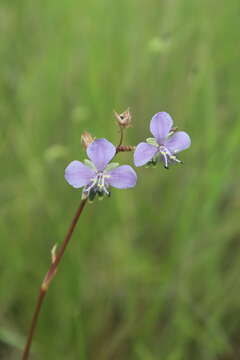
[158,145,182,168]
[84,171,110,200]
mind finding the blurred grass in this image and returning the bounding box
[1,0,240,359]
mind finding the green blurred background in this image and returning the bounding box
[1,0,240,359]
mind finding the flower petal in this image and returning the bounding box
[165,131,191,153]
[64,160,95,188]
[150,112,173,142]
[87,138,116,171]
[107,165,137,189]
[134,142,158,167]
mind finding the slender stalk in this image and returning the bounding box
[117,125,124,148]
[116,126,135,153]
[22,198,87,360]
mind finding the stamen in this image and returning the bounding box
[169,155,183,164]
[84,176,97,194]
[83,171,110,200]
[103,184,109,196]
[159,146,169,169]
[162,153,168,169]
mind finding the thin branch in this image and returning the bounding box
[22,198,87,360]
[116,125,135,153]
[117,125,124,148]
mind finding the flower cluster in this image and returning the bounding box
[65,111,191,200]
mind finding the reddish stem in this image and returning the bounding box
[116,145,135,153]
[22,198,87,360]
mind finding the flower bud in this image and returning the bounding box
[114,108,132,128]
[81,131,95,149]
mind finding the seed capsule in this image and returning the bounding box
[114,108,132,128]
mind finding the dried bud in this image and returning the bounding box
[81,131,95,149]
[114,108,132,128]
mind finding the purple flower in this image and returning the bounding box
[65,138,137,200]
[134,112,191,168]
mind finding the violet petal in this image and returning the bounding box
[134,142,158,167]
[64,160,95,188]
[107,165,137,189]
[165,131,191,154]
[87,138,116,171]
[150,112,173,143]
